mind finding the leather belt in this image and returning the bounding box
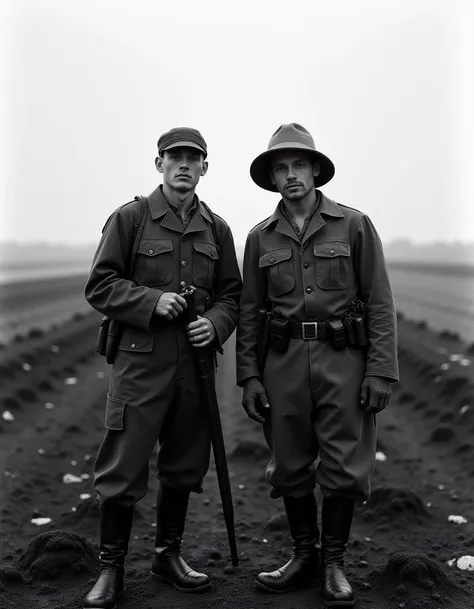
[290,321,329,340]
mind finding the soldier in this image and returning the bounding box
[84,127,242,609]
[236,123,399,607]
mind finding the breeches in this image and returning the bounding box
[262,338,376,502]
[93,326,211,507]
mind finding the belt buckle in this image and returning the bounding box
[302,322,318,340]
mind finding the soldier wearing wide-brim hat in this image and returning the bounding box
[236,123,399,607]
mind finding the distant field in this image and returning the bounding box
[1,261,473,343]
[388,262,474,341]
[0,274,91,343]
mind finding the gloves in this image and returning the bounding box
[360,375,392,414]
[242,377,270,424]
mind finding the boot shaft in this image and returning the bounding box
[321,497,355,565]
[155,485,191,555]
[283,493,320,557]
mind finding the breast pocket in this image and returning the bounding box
[135,239,173,286]
[313,241,351,290]
[193,242,219,289]
[259,248,295,297]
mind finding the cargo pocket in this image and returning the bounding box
[193,242,219,289]
[134,239,173,286]
[105,394,126,431]
[314,241,351,290]
[259,248,295,297]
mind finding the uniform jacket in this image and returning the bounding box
[236,192,399,385]
[85,185,242,353]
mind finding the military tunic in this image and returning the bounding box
[236,192,399,501]
[85,186,242,506]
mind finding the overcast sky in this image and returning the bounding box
[1,0,473,248]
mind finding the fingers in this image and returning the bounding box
[175,294,187,309]
[245,403,266,424]
[257,388,271,410]
[360,382,369,406]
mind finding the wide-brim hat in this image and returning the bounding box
[250,123,335,192]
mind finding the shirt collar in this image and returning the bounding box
[261,190,344,230]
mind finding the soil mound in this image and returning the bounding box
[231,440,271,461]
[429,426,455,442]
[361,487,429,524]
[19,530,98,581]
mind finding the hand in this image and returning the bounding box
[360,376,392,414]
[154,292,187,320]
[186,316,216,348]
[242,377,270,424]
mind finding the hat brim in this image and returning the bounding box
[250,144,335,191]
[160,141,207,158]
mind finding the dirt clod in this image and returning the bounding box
[19,530,98,581]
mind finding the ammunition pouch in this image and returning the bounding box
[97,316,124,365]
[268,317,291,354]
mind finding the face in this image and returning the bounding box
[269,151,319,200]
[156,147,208,193]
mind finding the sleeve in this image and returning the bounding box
[201,222,242,348]
[235,230,267,386]
[352,214,400,382]
[84,209,163,331]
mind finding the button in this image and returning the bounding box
[303,262,309,269]
[270,257,275,263]
[148,249,154,255]
[131,343,136,349]
[305,287,312,294]
[181,260,188,267]
[329,249,335,256]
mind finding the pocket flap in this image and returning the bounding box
[138,239,173,257]
[105,393,126,431]
[119,328,155,352]
[313,241,350,258]
[259,248,292,268]
[193,241,219,259]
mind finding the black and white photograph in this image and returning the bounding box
[1,1,473,608]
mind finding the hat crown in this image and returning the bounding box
[268,123,316,151]
[157,127,207,158]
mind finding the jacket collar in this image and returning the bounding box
[261,191,343,231]
[147,185,213,228]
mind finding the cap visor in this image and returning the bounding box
[160,141,206,155]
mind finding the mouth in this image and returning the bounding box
[176,174,192,179]
[286,183,301,189]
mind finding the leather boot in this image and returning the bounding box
[151,484,210,592]
[256,493,321,593]
[321,497,355,607]
[83,502,134,609]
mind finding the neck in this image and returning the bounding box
[281,188,318,218]
[162,183,196,211]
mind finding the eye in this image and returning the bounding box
[296,162,305,168]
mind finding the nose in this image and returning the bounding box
[287,165,297,180]
[179,160,189,170]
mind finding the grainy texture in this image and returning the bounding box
[0,276,473,608]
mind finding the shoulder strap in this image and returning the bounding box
[126,195,148,278]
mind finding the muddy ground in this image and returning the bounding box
[0,275,473,609]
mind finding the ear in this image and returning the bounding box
[313,162,321,178]
[155,156,164,174]
[200,160,209,177]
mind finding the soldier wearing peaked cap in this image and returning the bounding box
[83,127,242,608]
[236,123,399,607]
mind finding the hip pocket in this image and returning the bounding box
[105,393,126,431]
[313,241,350,290]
